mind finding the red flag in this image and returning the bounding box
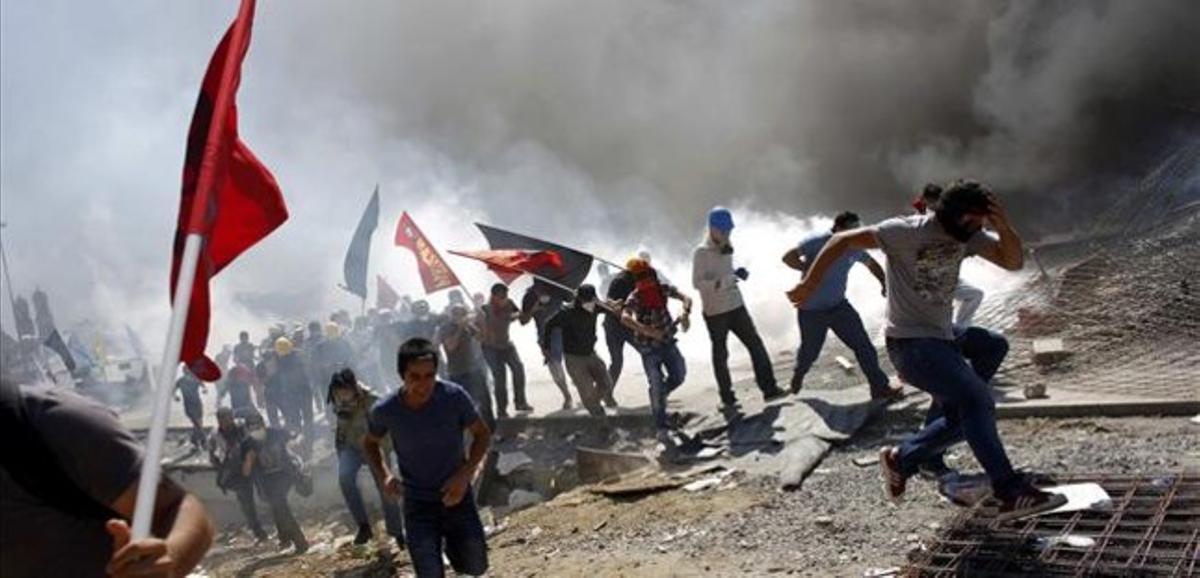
[172,0,287,381]
[448,249,563,285]
[394,212,462,294]
[376,275,400,310]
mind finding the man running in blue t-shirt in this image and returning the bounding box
[364,338,492,577]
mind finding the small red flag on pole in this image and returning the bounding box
[134,0,286,540]
[394,212,462,294]
[448,249,564,285]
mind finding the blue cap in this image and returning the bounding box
[708,207,734,232]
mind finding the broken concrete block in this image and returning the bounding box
[576,446,654,483]
[835,356,856,373]
[1032,338,1071,366]
[1024,382,1048,400]
[507,489,545,511]
[496,451,533,476]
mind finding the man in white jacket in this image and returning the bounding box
[692,207,787,407]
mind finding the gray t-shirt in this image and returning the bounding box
[1,385,144,578]
[872,214,995,340]
[437,320,484,377]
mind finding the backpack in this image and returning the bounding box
[0,381,122,522]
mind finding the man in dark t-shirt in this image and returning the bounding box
[365,338,492,577]
[1,382,214,578]
[478,283,531,417]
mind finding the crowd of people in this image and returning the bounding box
[3,179,1071,577]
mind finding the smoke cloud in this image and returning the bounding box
[1,0,1197,362]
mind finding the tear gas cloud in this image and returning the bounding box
[0,0,1196,370]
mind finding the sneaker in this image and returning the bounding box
[879,446,907,503]
[602,395,618,408]
[515,402,534,412]
[719,392,739,407]
[561,399,573,411]
[292,536,309,555]
[353,524,373,545]
[762,387,788,403]
[656,430,676,450]
[996,486,1067,522]
[497,409,510,419]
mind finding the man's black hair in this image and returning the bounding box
[575,284,597,304]
[922,183,944,202]
[490,283,508,296]
[326,367,357,404]
[936,180,993,242]
[833,211,861,231]
[397,337,439,376]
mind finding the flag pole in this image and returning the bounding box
[130,0,255,540]
[130,233,202,539]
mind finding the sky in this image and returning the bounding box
[1,0,1197,365]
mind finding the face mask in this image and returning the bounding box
[582,302,596,313]
[249,429,266,442]
[538,294,550,304]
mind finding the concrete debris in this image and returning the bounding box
[1032,338,1071,367]
[1038,534,1097,549]
[507,489,546,511]
[1024,382,1049,400]
[835,356,856,373]
[814,516,833,526]
[1190,413,1200,425]
[682,468,737,493]
[863,567,900,577]
[589,474,684,498]
[576,446,655,483]
[496,451,534,476]
[853,454,880,467]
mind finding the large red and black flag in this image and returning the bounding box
[448,249,564,285]
[173,0,287,381]
[474,223,594,299]
[395,212,461,294]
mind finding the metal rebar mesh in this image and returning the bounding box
[970,139,1200,402]
[904,474,1200,577]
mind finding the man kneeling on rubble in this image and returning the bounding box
[364,338,491,577]
[787,181,1067,521]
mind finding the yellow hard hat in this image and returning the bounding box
[274,336,294,357]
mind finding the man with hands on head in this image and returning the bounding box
[363,338,491,578]
[786,182,1065,522]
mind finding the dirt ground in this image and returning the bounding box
[196,412,1200,577]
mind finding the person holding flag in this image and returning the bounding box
[621,258,694,449]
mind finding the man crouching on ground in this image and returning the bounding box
[363,338,491,577]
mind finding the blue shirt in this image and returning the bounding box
[368,380,481,502]
[798,232,867,311]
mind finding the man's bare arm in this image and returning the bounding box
[782,248,808,272]
[107,478,214,578]
[863,254,887,293]
[459,418,492,481]
[975,196,1024,271]
[363,431,392,485]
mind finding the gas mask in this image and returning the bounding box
[582,302,597,313]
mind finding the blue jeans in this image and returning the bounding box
[639,341,687,429]
[793,300,889,393]
[886,327,1020,499]
[404,494,488,577]
[338,448,404,539]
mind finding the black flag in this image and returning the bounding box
[342,186,380,300]
[43,329,76,373]
[475,223,594,299]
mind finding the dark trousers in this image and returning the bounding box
[281,391,315,458]
[451,369,495,431]
[482,344,526,414]
[604,317,633,388]
[886,327,1020,499]
[229,479,267,539]
[793,300,889,393]
[404,494,489,578]
[258,472,306,547]
[703,306,777,402]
